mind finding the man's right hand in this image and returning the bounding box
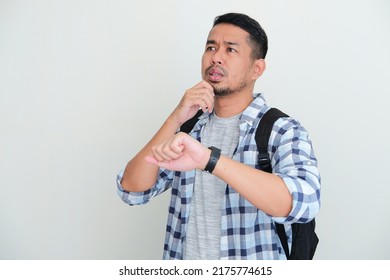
[171,80,215,126]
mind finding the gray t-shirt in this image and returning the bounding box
[183,112,241,259]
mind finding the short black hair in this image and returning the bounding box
[213,13,268,59]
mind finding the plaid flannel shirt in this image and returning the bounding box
[117,93,321,260]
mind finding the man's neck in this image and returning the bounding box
[213,89,254,118]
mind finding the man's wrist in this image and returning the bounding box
[203,146,221,174]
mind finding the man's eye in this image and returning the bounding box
[227,48,236,53]
[206,46,216,51]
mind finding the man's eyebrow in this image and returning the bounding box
[206,39,240,46]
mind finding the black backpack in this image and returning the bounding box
[180,108,319,260]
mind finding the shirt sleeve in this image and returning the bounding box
[270,117,321,224]
[116,167,174,206]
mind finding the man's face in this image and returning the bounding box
[202,23,257,96]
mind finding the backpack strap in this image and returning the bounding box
[179,109,203,133]
[255,108,290,258]
[255,108,289,173]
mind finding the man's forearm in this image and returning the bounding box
[212,155,293,217]
[121,115,181,192]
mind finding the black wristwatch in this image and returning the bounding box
[203,146,221,174]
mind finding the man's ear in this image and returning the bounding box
[252,59,266,80]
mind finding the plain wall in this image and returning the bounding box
[1,0,389,259]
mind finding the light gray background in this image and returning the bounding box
[1,0,389,260]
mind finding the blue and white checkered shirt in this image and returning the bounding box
[117,93,321,260]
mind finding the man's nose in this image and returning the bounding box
[211,50,223,65]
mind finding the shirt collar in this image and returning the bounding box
[195,93,267,129]
[240,93,266,126]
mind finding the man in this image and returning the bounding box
[117,13,321,260]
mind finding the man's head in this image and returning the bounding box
[202,13,268,97]
[213,13,268,60]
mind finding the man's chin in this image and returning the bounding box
[213,87,232,97]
